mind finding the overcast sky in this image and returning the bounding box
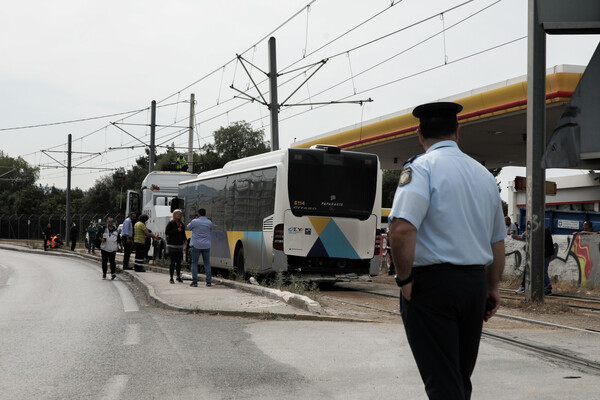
[1,0,598,195]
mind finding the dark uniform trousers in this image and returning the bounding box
[400,265,487,400]
[122,236,133,269]
[133,242,146,272]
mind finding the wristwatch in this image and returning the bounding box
[394,272,414,287]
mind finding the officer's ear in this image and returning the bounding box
[455,125,460,142]
[417,128,425,147]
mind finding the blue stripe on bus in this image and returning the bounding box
[313,219,360,259]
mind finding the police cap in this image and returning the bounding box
[412,101,463,121]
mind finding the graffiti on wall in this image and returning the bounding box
[505,234,600,287]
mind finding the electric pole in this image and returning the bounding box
[149,100,156,173]
[188,93,195,167]
[66,134,72,244]
[268,37,280,151]
[230,36,371,153]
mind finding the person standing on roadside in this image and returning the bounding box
[121,212,137,270]
[186,209,214,287]
[133,214,154,272]
[87,221,98,254]
[165,209,186,284]
[42,223,52,251]
[505,216,518,235]
[99,217,122,280]
[69,222,78,251]
[389,102,505,400]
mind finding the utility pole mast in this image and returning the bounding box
[188,93,195,167]
[66,134,72,244]
[230,36,371,153]
[149,100,156,173]
[268,37,279,151]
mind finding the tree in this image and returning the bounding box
[208,121,270,167]
[382,170,400,208]
[0,151,40,214]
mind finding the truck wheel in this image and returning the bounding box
[234,246,245,280]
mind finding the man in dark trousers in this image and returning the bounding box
[121,212,137,270]
[70,222,78,251]
[389,102,505,400]
[42,223,53,251]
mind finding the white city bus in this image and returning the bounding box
[177,145,382,279]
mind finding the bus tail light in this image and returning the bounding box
[374,229,382,256]
[274,224,284,251]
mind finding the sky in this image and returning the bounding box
[1,0,599,196]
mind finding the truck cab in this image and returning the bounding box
[126,171,194,259]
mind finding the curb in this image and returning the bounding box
[122,269,366,322]
[139,263,323,314]
[0,243,375,322]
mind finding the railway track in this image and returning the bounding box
[321,281,600,374]
[481,331,600,374]
[499,288,600,313]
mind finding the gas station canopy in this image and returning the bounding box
[292,65,583,170]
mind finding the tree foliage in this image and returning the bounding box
[0,121,268,219]
[0,151,41,214]
[204,121,270,168]
[382,170,400,208]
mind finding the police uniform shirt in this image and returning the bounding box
[389,140,506,267]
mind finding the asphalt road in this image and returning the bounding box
[1,249,599,399]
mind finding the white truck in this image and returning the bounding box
[125,171,194,259]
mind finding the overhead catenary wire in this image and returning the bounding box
[0,107,149,132]
[32,0,514,181]
[188,0,503,134]
[19,1,318,169]
[110,0,509,158]
[24,0,405,172]
[145,1,483,148]
[274,35,527,126]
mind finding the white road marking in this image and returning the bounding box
[0,263,11,285]
[114,281,139,312]
[100,375,130,400]
[123,324,141,346]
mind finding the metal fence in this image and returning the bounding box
[0,214,125,242]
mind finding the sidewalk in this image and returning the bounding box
[0,242,332,320]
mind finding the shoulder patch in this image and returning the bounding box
[398,167,412,186]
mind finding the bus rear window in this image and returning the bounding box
[288,149,378,220]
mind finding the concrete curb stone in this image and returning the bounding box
[0,243,343,320]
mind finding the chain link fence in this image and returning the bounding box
[0,213,125,242]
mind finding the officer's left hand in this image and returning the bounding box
[484,290,501,322]
[401,282,413,301]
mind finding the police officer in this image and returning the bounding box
[389,102,505,400]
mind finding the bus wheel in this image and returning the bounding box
[234,246,245,280]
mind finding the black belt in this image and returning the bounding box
[414,263,484,274]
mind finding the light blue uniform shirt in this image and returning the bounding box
[121,217,133,237]
[389,140,506,267]
[187,216,214,250]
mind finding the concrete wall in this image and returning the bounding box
[504,234,600,288]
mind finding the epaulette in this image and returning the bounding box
[403,153,422,167]
[398,153,424,187]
